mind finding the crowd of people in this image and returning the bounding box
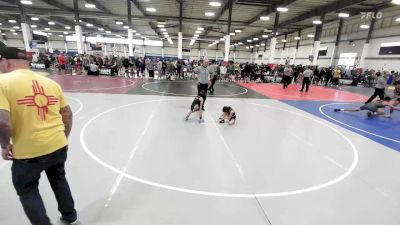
[31,52,400,91]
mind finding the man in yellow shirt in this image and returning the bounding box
[332,67,341,86]
[0,45,77,225]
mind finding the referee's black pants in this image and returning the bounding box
[365,88,385,103]
[197,83,208,108]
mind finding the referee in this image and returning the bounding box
[193,60,210,109]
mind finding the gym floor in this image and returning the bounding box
[1,74,399,225]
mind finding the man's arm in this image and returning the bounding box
[0,110,12,160]
[60,106,73,138]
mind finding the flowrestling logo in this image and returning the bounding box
[360,11,383,20]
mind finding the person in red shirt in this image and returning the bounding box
[57,53,66,75]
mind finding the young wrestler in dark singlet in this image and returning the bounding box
[334,97,400,117]
[219,106,236,125]
[185,90,206,122]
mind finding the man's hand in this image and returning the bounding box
[1,145,13,160]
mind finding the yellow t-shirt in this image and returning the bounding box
[0,69,68,159]
[333,69,341,78]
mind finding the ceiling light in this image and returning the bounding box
[131,30,136,33]
[12,32,18,35]
[238,42,243,45]
[116,34,121,37]
[98,28,104,31]
[123,26,130,29]
[261,43,265,46]
[230,45,234,47]
[396,17,400,22]
[116,21,123,25]
[253,37,259,40]
[194,34,199,37]
[45,28,50,31]
[307,34,314,38]
[246,46,249,49]
[294,36,301,40]
[86,23,93,27]
[85,3,96,8]
[193,36,198,39]
[1,33,6,36]
[157,24,165,28]
[247,39,252,42]
[48,21,55,25]
[10,29,15,32]
[146,7,156,12]
[281,39,287,42]
[313,20,322,25]
[8,20,17,23]
[58,35,63,37]
[220,38,225,41]
[195,30,202,34]
[250,46,254,48]
[20,0,32,5]
[276,32,279,35]
[163,32,168,35]
[31,17,39,21]
[235,29,242,33]
[360,24,370,29]
[63,32,69,34]
[256,44,260,47]
[230,33,235,35]
[197,27,205,31]
[262,35,268,38]
[65,26,71,30]
[209,2,222,7]
[277,7,288,12]
[392,0,400,5]
[13,26,20,29]
[106,31,111,34]
[136,33,141,36]
[30,25,37,28]
[160,28,166,31]
[205,12,215,17]
[260,16,270,20]
[338,12,350,18]
[234,43,238,46]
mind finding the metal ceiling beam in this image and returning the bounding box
[246,0,298,26]
[215,0,239,22]
[41,0,72,11]
[278,0,368,28]
[39,0,113,32]
[0,6,282,28]
[92,0,113,15]
[202,0,238,39]
[0,0,16,5]
[235,3,392,47]
[131,0,160,36]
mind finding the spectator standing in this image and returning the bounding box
[300,66,313,92]
[0,46,77,225]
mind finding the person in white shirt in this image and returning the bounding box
[220,64,227,82]
[300,66,313,92]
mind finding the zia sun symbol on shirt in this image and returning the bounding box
[16,80,58,121]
